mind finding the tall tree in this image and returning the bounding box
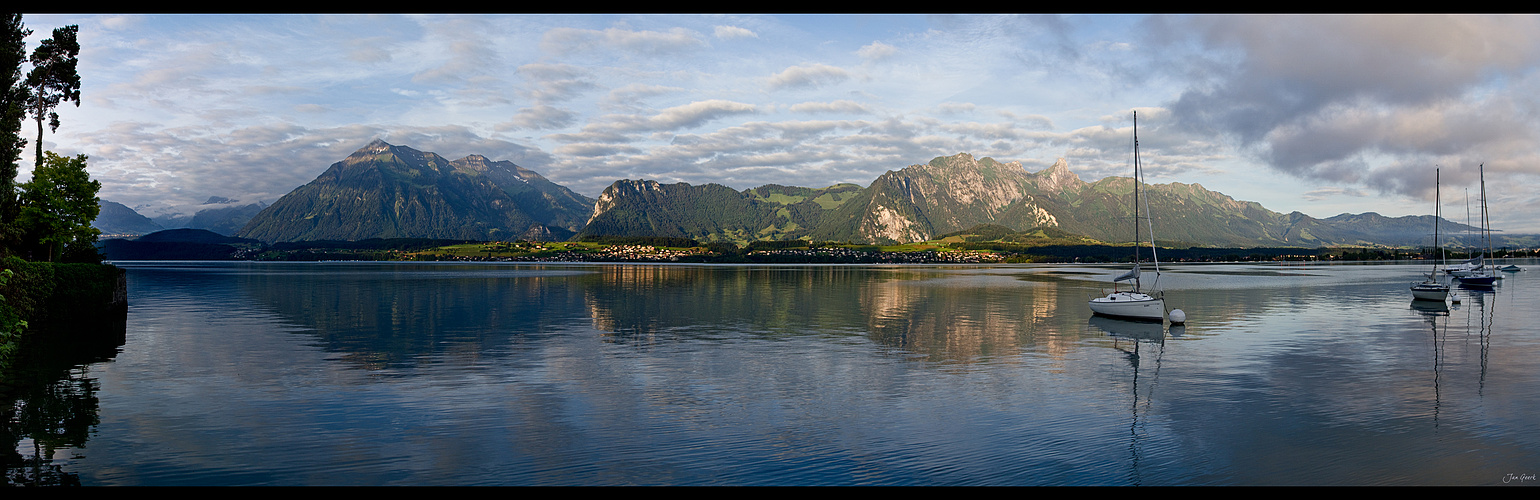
[18,152,98,262]
[0,14,28,224]
[24,24,77,169]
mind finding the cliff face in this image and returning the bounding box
[838,153,1059,243]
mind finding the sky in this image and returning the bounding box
[15,13,1540,232]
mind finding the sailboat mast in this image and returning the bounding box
[1132,111,1141,291]
[1480,164,1491,265]
[1132,112,1161,288]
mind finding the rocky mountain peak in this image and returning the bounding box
[926,152,978,171]
[1034,158,1084,193]
[362,138,393,153]
[452,154,492,174]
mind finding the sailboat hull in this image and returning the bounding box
[1457,274,1498,286]
[1089,292,1166,321]
[1410,282,1450,301]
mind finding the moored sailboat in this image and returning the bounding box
[1411,169,1450,302]
[1089,111,1172,322]
[1457,164,1498,287]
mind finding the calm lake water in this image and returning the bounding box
[6,260,1540,486]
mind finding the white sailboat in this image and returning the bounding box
[1445,190,1478,276]
[1457,164,1498,287]
[1411,169,1450,301]
[1089,111,1169,322]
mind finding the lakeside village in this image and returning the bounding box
[430,241,1007,264]
[201,235,1540,265]
[223,238,1017,264]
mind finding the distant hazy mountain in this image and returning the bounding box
[149,196,269,236]
[94,200,164,237]
[190,198,268,236]
[237,140,594,243]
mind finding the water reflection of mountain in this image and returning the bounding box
[236,264,594,369]
[582,265,1096,364]
[234,262,1493,371]
[581,265,898,340]
[860,270,1055,361]
[237,263,1186,368]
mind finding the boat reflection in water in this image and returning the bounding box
[1086,315,1166,486]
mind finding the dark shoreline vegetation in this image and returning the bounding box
[0,258,124,486]
[97,228,1540,264]
[0,257,125,370]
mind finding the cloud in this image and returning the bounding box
[789,100,870,114]
[940,122,1035,141]
[562,100,759,141]
[646,100,758,130]
[997,110,1055,130]
[713,25,757,40]
[541,26,705,56]
[98,15,140,31]
[345,36,395,63]
[768,63,850,90]
[505,104,578,131]
[857,41,897,60]
[1301,186,1369,202]
[411,19,503,86]
[1156,14,1540,198]
[600,84,684,112]
[936,102,975,115]
[515,62,597,103]
[554,143,642,157]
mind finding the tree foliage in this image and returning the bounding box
[18,152,98,262]
[24,24,78,168]
[0,268,26,371]
[1,14,28,223]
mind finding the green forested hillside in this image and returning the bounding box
[578,180,866,244]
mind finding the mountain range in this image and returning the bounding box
[580,152,1501,248]
[94,197,268,238]
[97,141,1528,249]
